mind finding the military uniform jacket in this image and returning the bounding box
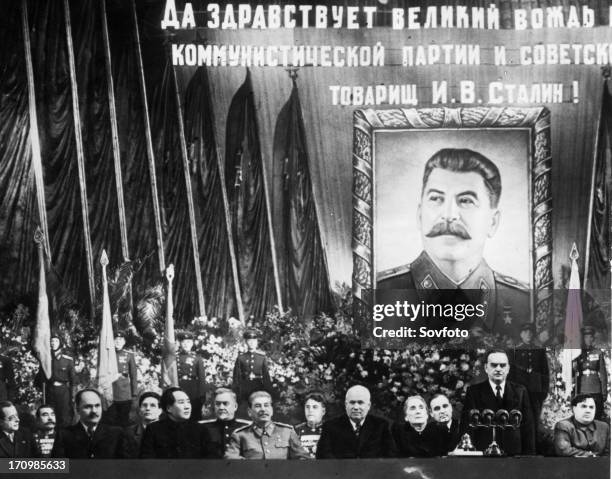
[573,348,608,395]
[294,422,322,458]
[200,417,251,458]
[0,354,16,401]
[112,349,138,402]
[177,352,207,399]
[33,430,56,458]
[509,343,550,394]
[377,251,530,341]
[232,351,273,397]
[36,351,76,390]
[225,421,309,459]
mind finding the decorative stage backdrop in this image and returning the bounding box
[0,0,610,470]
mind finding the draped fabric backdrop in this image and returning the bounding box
[225,70,278,320]
[183,67,237,319]
[273,80,334,317]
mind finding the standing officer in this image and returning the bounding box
[0,346,16,401]
[233,329,273,405]
[108,331,138,427]
[508,323,549,425]
[224,391,309,459]
[36,334,75,428]
[573,326,608,419]
[176,331,208,420]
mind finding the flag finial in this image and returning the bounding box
[166,264,174,282]
[569,243,579,261]
[100,249,109,266]
[34,226,44,245]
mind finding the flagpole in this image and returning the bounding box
[161,264,178,388]
[33,227,52,403]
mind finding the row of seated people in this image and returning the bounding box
[0,383,608,458]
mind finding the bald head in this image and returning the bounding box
[345,385,371,422]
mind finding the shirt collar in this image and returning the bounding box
[489,380,506,397]
[350,418,365,430]
[80,422,98,434]
[253,422,274,437]
[572,417,596,432]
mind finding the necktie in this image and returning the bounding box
[496,385,502,402]
[86,425,95,440]
[354,422,361,438]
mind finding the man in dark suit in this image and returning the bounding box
[52,389,125,459]
[0,401,36,458]
[316,385,396,458]
[460,349,535,455]
[140,387,206,458]
[429,393,461,453]
[124,392,161,458]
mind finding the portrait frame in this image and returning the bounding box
[352,107,553,344]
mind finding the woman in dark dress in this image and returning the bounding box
[392,395,446,457]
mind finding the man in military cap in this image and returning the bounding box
[233,329,273,405]
[176,331,208,421]
[107,331,138,427]
[0,345,16,402]
[294,391,326,458]
[378,148,530,342]
[36,334,75,427]
[508,323,549,426]
[573,326,608,419]
[200,387,250,458]
[224,390,309,459]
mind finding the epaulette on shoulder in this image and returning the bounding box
[294,422,306,429]
[377,263,411,282]
[233,423,251,433]
[254,350,266,356]
[61,354,73,360]
[199,419,216,424]
[235,418,251,424]
[494,271,529,290]
[273,421,294,429]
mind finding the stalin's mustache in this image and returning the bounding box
[425,221,471,240]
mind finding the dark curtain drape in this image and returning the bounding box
[225,70,277,320]
[0,0,38,309]
[273,80,334,317]
[30,0,89,306]
[149,60,200,322]
[184,67,237,319]
[586,82,611,293]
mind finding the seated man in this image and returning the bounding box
[429,393,461,454]
[124,392,162,458]
[200,387,250,458]
[554,394,610,457]
[316,385,396,458]
[52,389,125,458]
[294,392,326,459]
[393,395,446,457]
[225,390,308,459]
[0,401,36,458]
[33,404,57,458]
[140,387,206,458]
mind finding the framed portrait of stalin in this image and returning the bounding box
[351,107,553,347]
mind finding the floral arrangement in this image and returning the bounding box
[1,298,609,452]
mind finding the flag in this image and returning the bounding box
[32,228,52,380]
[560,243,583,397]
[585,81,611,304]
[97,250,118,406]
[161,264,178,388]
